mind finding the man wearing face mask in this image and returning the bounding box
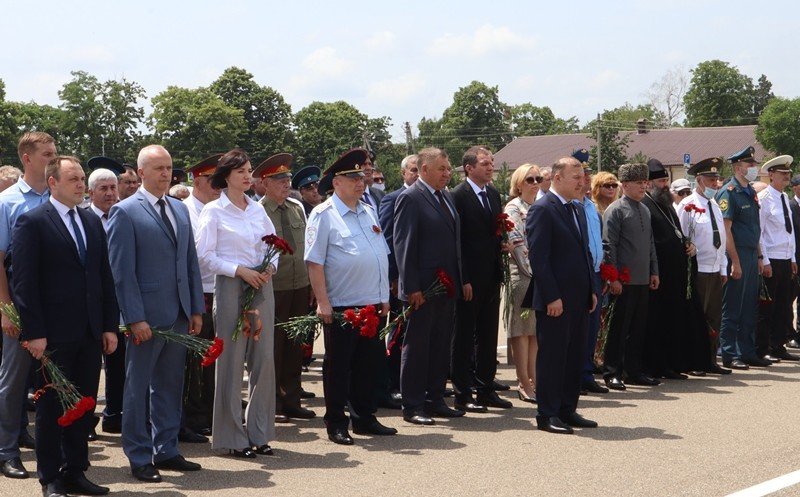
[715,146,767,370]
[679,158,730,374]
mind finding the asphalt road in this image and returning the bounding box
[6,348,800,497]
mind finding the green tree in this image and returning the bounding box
[508,103,579,136]
[57,71,105,157]
[100,77,146,161]
[294,101,391,168]
[209,67,295,158]
[751,74,775,118]
[0,79,18,162]
[684,60,756,127]
[149,86,247,166]
[585,103,663,173]
[756,97,800,159]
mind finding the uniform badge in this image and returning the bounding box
[719,199,729,212]
[306,226,317,246]
[372,225,382,234]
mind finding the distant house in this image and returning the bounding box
[493,124,769,179]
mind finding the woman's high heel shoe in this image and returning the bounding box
[229,447,257,458]
[517,388,537,404]
[254,444,274,456]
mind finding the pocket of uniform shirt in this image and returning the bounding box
[332,232,361,255]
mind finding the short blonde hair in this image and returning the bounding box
[509,163,540,198]
[17,131,55,161]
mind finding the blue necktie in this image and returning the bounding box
[68,209,86,264]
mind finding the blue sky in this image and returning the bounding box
[2,0,798,140]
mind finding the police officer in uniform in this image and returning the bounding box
[304,148,397,445]
[292,166,323,218]
[716,146,768,369]
[756,155,799,362]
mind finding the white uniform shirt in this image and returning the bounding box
[678,191,727,275]
[758,184,796,265]
[184,193,215,293]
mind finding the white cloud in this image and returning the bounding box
[365,31,396,51]
[427,24,536,57]
[588,69,621,89]
[366,73,426,105]
[301,46,353,78]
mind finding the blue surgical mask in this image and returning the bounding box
[703,187,718,199]
[745,166,759,182]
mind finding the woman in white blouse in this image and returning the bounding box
[196,149,278,458]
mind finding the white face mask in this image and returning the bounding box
[372,182,385,192]
[745,166,759,182]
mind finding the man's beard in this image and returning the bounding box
[650,187,673,207]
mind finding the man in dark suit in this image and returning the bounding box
[394,147,464,425]
[524,157,598,434]
[360,152,384,214]
[450,146,511,411]
[787,175,800,347]
[107,145,205,483]
[13,156,119,497]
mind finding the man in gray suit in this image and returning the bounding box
[107,145,204,483]
[394,147,463,425]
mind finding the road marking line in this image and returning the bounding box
[725,469,800,497]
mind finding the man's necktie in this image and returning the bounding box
[67,209,86,264]
[708,202,721,249]
[435,190,454,225]
[478,191,492,217]
[362,192,373,208]
[157,198,176,243]
[781,194,793,234]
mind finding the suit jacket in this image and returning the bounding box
[363,186,385,215]
[12,201,118,343]
[790,196,800,263]
[393,181,462,301]
[379,185,405,281]
[523,191,597,312]
[107,190,204,329]
[451,181,503,287]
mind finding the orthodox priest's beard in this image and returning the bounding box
[650,187,673,207]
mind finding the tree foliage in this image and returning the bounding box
[508,103,579,136]
[585,103,664,173]
[646,65,688,126]
[756,97,800,159]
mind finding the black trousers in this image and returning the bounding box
[322,306,382,431]
[451,281,501,400]
[35,336,102,485]
[386,293,404,391]
[400,295,454,416]
[535,308,587,418]
[183,294,215,430]
[757,259,793,356]
[604,284,649,379]
[274,286,310,413]
[102,330,126,421]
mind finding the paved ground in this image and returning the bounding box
[6,347,800,497]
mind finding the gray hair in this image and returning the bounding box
[400,154,418,171]
[88,168,118,190]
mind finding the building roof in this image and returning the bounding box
[493,125,768,171]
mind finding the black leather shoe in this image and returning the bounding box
[786,339,800,349]
[560,412,598,428]
[154,454,201,472]
[476,391,513,409]
[604,377,626,391]
[762,355,781,363]
[353,420,398,436]
[424,404,465,418]
[403,413,435,425]
[228,447,257,458]
[62,472,109,495]
[131,464,162,483]
[253,444,274,455]
[101,417,121,434]
[283,406,316,419]
[377,396,403,410]
[275,414,291,423]
[661,370,688,380]
[1,457,28,479]
[328,428,354,445]
[723,359,749,370]
[536,416,574,434]
[772,349,800,361]
[706,363,732,375]
[582,379,609,394]
[453,399,488,413]
[87,429,98,442]
[42,481,68,497]
[178,427,208,443]
[743,357,772,367]
[492,380,510,391]
[627,374,661,386]
[300,389,316,399]
[18,429,36,449]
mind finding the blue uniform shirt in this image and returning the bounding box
[715,176,760,249]
[304,193,390,307]
[580,196,602,273]
[0,178,50,253]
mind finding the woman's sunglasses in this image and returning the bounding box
[602,183,619,189]
[524,176,544,184]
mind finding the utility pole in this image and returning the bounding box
[596,113,601,172]
[404,121,414,154]
[101,135,106,156]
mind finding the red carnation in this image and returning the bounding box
[495,213,514,236]
[619,267,631,284]
[300,343,313,360]
[343,309,359,326]
[683,203,696,213]
[435,269,456,298]
[599,263,618,283]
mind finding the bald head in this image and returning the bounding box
[137,145,173,197]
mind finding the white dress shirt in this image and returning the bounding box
[139,186,177,231]
[678,191,727,275]
[466,177,492,214]
[183,193,215,293]
[89,203,110,232]
[50,197,87,255]
[195,190,278,279]
[758,184,796,264]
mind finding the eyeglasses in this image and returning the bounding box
[524,176,543,184]
[373,177,385,184]
[602,183,619,189]
[677,190,691,197]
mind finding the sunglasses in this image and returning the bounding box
[602,183,619,189]
[677,190,691,197]
[524,176,544,184]
[373,177,385,184]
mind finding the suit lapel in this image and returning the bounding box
[138,192,176,245]
[45,205,81,263]
[416,182,455,233]
[549,193,581,243]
